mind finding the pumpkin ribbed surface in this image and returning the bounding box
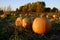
[15,17,24,31]
[15,17,22,27]
[22,18,32,28]
[32,17,51,34]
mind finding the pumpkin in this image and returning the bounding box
[46,15,49,18]
[22,18,32,28]
[40,14,46,17]
[15,17,22,27]
[0,14,6,19]
[32,17,51,34]
[53,14,57,19]
[15,17,24,31]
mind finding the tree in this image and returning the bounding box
[18,1,46,13]
[51,7,58,12]
[36,1,45,13]
[16,8,20,14]
[41,1,45,7]
[19,6,24,12]
[26,3,32,12]
[22,6,28,13]
[44,7,51,12]
[0,10,4,15]
[16,8,19,11]
[31,2,37,12]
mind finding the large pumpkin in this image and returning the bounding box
[22,18,32,28]
[32,17,51,34]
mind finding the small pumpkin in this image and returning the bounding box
[32,17,51,34]
[46,15,49,18]
[40,14,46,17]
[15,17,22,27]
[15,17,24,31]
[0,14,6,19]
[22,18,32,28]
[53,14,57,19]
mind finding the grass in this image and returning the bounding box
[0,13,60,40]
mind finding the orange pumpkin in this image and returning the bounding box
[53,14,57,19]
[0,14,6,19]
[15,17,22,27]
[40,14,46,17]
[15,17,24,31]
[32,17,51,34]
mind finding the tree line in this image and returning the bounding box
[0,1,59,15]
[16,1,58,13]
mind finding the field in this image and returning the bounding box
[0,12,60,40]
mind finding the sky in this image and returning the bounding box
[0,0,60,10]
